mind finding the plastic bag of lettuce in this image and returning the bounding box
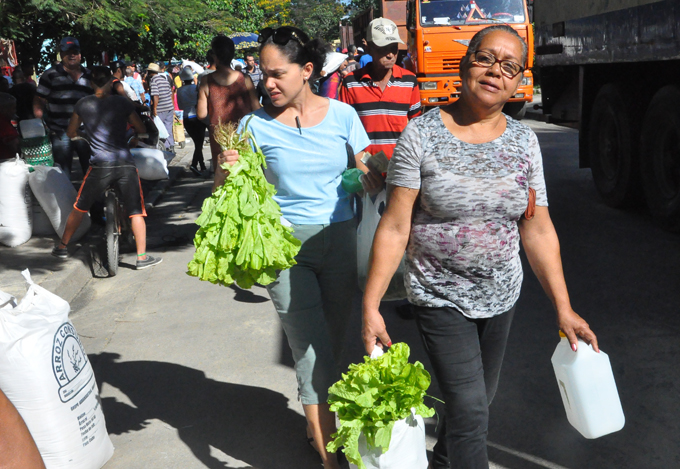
[187,120,301,288]
[327,343,435,469]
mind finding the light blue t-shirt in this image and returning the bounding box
[238,99,370,225]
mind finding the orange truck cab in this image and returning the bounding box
[397,0,534,117]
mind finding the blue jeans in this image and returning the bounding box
[51,130,91,174]
[157,110,175,149]
[266,219,357,405]
[413,304,516,469]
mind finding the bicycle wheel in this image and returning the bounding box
[105,191,120,276]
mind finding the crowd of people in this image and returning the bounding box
[1,18,601,469]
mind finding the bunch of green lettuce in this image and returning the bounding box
[187,121,301,289]
[326,343,436,469]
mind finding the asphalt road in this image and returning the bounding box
[68,120,680,469]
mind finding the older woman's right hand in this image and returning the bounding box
[362,308,392,355]
[213,150,240,190]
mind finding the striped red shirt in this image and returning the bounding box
[339,64,421,159]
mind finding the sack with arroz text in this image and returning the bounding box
[0,270,114,469]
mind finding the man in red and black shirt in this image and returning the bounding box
[340,17,422,160]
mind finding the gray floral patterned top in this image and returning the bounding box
[386,108,548,318]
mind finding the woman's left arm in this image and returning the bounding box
[244,75,262,111]
[519,206,599,352]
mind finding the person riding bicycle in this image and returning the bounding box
[51,65,163,270]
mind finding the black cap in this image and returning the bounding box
[60,37,80,52]
[111,60,127,71]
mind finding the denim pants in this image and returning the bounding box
[157,110,175,149]
[51,130,91,174]
[413,304,516,469]
[266,219,357,405]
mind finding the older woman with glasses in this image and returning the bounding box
[215,26,375,469]
[362,25,600,468]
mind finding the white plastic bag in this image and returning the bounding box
[350,347,429,469]
[130,147,169,180]
[0,157,32,247]
[28,165,91,242]
[356,190,407,301]
[350,410,428,469]
[0,270,114,469]
[153,115,169,140]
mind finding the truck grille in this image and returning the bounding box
[425,53,462,73]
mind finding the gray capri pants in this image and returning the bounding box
[266,218,357,405]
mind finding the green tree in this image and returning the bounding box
[258,0,292,29]
[289,0,345,41]
[347,0,379,18]
[0,0,264,70]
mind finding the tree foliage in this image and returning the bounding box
[257,0,346,42]
[289,0,346,41]
[346,0,380,19]
[258,0,292,29]
[0,0,264,70]
[1,0,345,71]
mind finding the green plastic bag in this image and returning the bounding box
[342,168,364,193]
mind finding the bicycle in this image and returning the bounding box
[103,131,151,276]
[103,185,135,276]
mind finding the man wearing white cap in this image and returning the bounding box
[340,17,421,161]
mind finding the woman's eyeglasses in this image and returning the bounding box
[470,50,524,78]
[258,27,305,47]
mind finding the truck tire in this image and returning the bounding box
[639,86,680,231]
[503,101,526,120]
[588,84,640,207]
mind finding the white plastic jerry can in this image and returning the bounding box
[551,332,625,439]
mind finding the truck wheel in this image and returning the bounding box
[503,101,526,120]
[640,86,680,231]
[588,84,640,207]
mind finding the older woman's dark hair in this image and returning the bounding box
[211,35,235,66]
[259,26,330,81]
[463,25,528,68]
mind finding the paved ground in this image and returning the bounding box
[3,104,679,468]
[0,139,198,302]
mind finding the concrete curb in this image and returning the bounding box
[40,244,93,303]
[0,142,197,306]
[0,238,91,304]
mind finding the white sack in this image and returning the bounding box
[130,148,170,180]
[181,59,204,75]
[0,270,114,469]
[28,165,91,242]
[154,115,169,140]
[0,157,32,247]
[31,194,56,236]
[356,190,407,301]
[323,52,348,75]
[350,409,428,469]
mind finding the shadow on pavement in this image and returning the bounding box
[229,284,270,304]
[90,352,317,469]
